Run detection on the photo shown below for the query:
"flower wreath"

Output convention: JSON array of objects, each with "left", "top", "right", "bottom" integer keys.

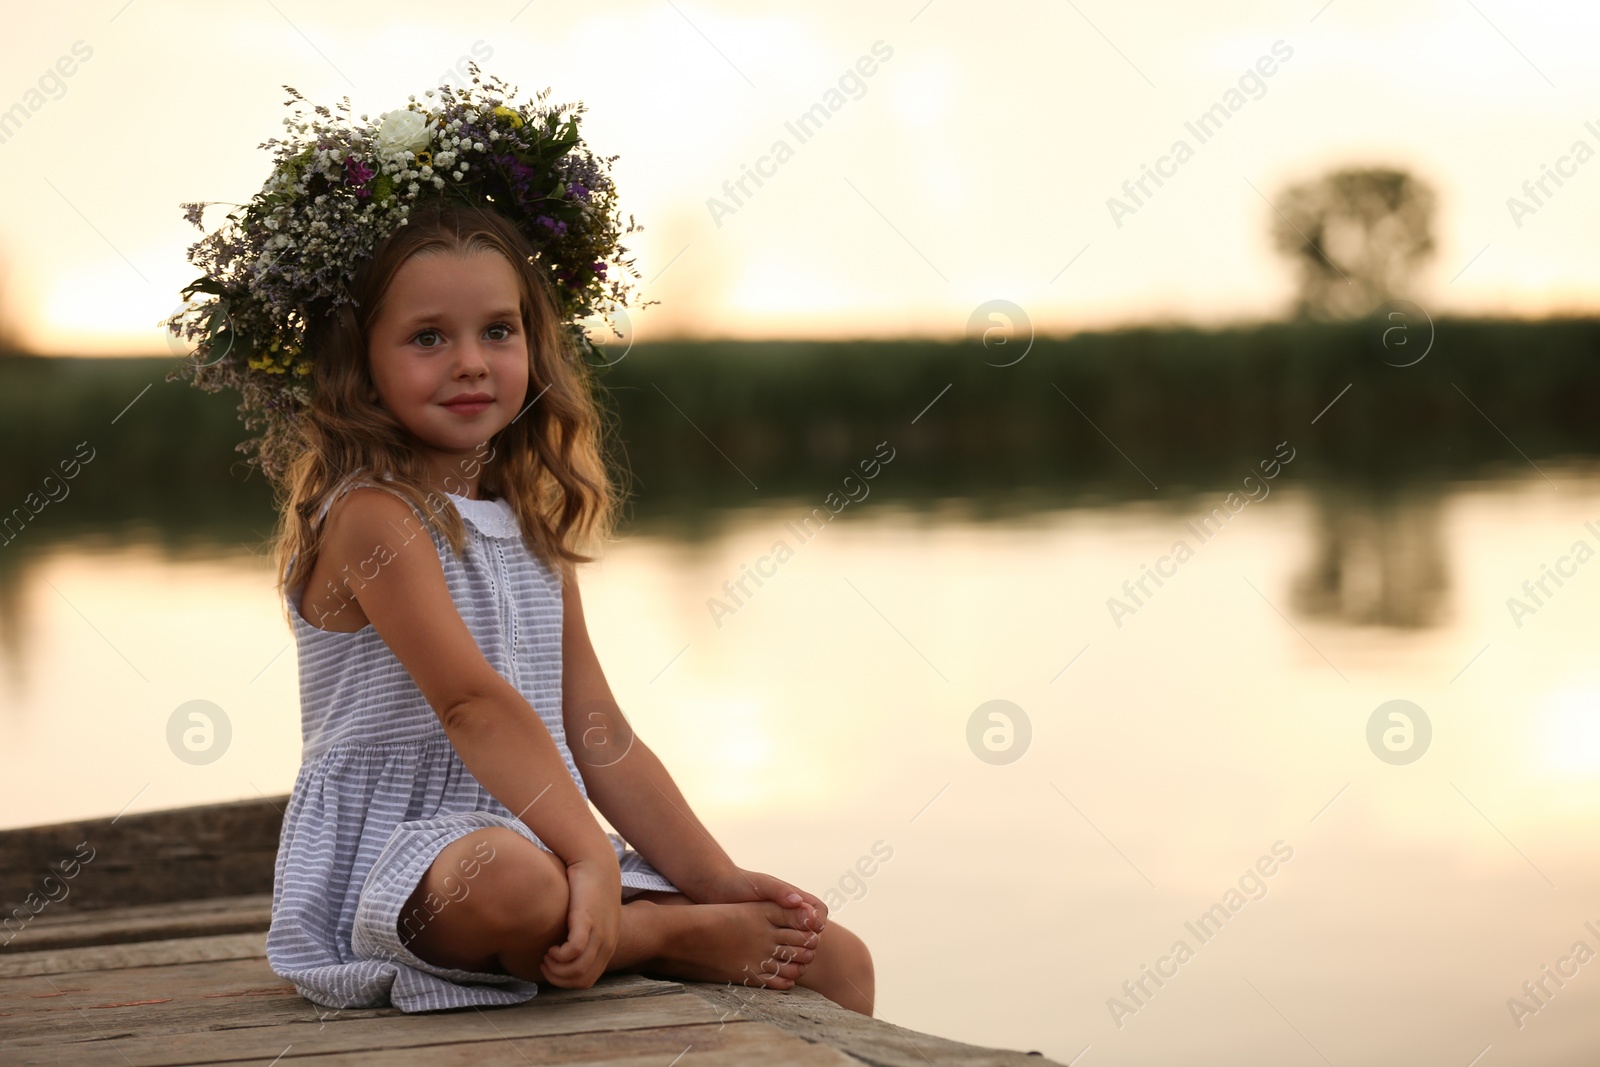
[{"left": 163, "top": 65, "right": 650, "bottom": 482}]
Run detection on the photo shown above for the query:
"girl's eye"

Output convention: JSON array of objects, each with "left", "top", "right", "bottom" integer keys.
[
  {"left": 486, "top": 322, "right": 514, "bottom": 341},
  {"left": 413, "top": 329, "right": 442, "bottom": 348}
]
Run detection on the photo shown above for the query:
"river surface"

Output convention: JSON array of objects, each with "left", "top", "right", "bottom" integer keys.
[{"left": 2, "top": 473, "right": 1597, "bottom": 1065}]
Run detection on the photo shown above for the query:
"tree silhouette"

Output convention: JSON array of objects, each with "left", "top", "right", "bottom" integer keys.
[{"left": 1269, "top": 166, "right": 1437, "bottom": 321}]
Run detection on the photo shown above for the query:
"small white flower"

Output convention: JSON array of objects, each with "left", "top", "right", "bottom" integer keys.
[
  {"left": 452, "top": 170, "right": 463, "bottom": 180},
  {"left": 376, "top": 110, "right": 431, "bottom": 156},
  {"left": 408, "top": 182, "right": 419, "bottom": 193}
]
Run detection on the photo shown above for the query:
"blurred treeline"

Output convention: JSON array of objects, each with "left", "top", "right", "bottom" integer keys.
[{"left": 1, "top": 318, "right": 1598, "bottom": 554}]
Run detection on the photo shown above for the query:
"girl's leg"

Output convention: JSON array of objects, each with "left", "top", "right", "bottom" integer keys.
[
  {"left": 398, "top": 832, "right": 872, "bottom": 1014},
  {"left": 398, "top": 828, "right": 669, "bottom": 978}
]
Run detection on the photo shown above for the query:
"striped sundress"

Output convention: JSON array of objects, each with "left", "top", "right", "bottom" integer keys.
[{"left": 265, "top": 472, "right": 677, "bottom": 1013}]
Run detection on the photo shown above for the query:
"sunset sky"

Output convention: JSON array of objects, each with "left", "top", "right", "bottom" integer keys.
[{"left": 1, "top": 0, "right": 1597, "bottom": 355}]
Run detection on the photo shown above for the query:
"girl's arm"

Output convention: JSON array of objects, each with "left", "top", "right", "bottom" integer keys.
[
  {"left": 328, "top": 488, "right": 618, "bottom": 872},
  {"left": 558, "top": 566, "right": 829, "bottom": 927}
]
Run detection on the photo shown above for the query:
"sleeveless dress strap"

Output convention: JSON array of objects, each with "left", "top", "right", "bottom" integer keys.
[
  {"left": 311, "top": 470, "right": 414, "bottom": 531},
  {"left": 288, "top": 471, "right": 418, "bottom": 581}
]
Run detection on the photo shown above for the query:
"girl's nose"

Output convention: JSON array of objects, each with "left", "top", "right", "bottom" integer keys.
[{"left": 454, "top": 341, "right": 491, "bottom": 376}]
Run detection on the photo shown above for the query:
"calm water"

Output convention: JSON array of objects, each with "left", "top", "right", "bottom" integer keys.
[{"left": 3, "top": 473, "right": 1598, "bottom": 1065}]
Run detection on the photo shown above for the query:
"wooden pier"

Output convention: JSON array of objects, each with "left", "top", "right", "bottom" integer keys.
[{"left": 0, "top": 797, "right": 1062, "bottom": 1065}]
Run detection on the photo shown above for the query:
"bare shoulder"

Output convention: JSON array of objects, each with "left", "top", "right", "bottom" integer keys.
[
  {"left": 315, "top": 484, "right": 510, "bottom": 719},
  {"left": 321, "top": 485, "right": 431, "bottom": 564},
  {"left": 298, "top": 487, "right": 420, "bottom": 632}
]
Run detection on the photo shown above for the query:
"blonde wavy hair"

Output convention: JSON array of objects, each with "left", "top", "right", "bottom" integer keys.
[{"left": 271, "top": 198, "right": 627, "bottom": 616}]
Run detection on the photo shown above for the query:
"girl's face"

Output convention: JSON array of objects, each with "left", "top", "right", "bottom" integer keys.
[{"left": 367, "top": 248, "right": 531, "bottom": 494}]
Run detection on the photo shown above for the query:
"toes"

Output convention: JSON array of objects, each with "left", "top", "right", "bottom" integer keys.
[
  {"left": 775, "top": 942, "right": 816, "bottom": 964},
  {"left": 775, "top": 926, "right": 819, "bottom": 949},
  {"left": 764, "top": 959, "right": 807, "bottom": 981},
  {"left": 765, "top": 901, "right": 823, "bottom": 934},
  {"left": 741, "top": 964, "right": 797, "bottom": 989},
  {"left": 768, "top": 908, "right": 825, "bottom": 940},
  {"left": 768, "top": 946, "right": 813, "bottom": 977}
]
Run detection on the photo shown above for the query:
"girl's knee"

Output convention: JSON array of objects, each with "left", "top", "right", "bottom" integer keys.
[
  {"left": 814, "top": 921, "right": 875, "bottom": 1013},
  {"left": 400, "top": 827, "right": 566, "bottom": 951},
  {"left": 458, "top": 828, "right": 568, "bottom": 935},
  {"left": 828, "top": 922, "right": 873, "bottom": 978}
]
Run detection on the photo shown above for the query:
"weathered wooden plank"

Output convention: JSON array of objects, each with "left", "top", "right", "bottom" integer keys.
[
  {"left": 4, "top": 978, "right": 729, "bottom": 1066},
  {"left": 1, "top": 954, "right": 685, "bottom": 1040},
  {"left": 0, "top": 796, "right": 287, "bottom": 914},
  {"left": 0, "top": 931, "right": 268, "bottom": 979},
  {"left": 1, "top": 796, "right": 1059, "bottom": 1067},
  {"left": 231, "top": 1020, "right": 864, "bottom": 1066},
  {"left": 1, "top": 894, "right": 271, "bottom": 952},
  {"left": 683, "top": 983, "right": 1065, "bottom": 1067}
]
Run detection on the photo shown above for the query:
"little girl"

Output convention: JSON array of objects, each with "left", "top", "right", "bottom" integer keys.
[{"left": 166, "top": 79, "right": 875, "bottom": 1016}]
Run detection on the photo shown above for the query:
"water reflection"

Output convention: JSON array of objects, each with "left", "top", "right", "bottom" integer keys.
[
  {"left": 3, "top": 475, "right": 1599, "bottom": 1066},
  {"left": 1291, "top": 484, "right": 1451, "bottom": 628}
]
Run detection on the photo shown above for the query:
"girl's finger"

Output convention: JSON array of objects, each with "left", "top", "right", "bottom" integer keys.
[
  {"left": 795, "top": 889, "right": 829, "bottom": 925},
  {"left": 772, "top": 883, "right": 827, "bottom": 928},
  {"left": 548, "top": 915, "right": 590, "bottom": 961},
  {"left": 570, "top": 913, "right": 591, "bottom": 949},
  {"left": 543, "top": 937, "right": 601, "bottom": 983},
  {"left": 545, "top": 952, "right": 596, "bottom": 989},
  {"left": 547, "top": 936, "right": 597, "bottom": 978},
  {"left": 542, "top": 960, "right": 580, "bottom": 985}
]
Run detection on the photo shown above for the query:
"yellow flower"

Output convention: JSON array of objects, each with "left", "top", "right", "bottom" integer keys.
[
  {"left": 415, "top": 150, "right": 432, "bottom": 167},
  {"left": 493, "top": 105, "right": 524, "bottom": 129}
]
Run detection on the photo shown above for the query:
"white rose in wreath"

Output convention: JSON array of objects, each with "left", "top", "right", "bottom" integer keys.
[{"left": 376, "top": 110, "right": 431, "bottom": 156}]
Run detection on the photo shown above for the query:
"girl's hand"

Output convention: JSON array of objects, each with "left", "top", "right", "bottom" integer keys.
[
  {"left": 695, "top": 866, "right": 829, "bottom": 934},
  {"left": 540, "top": 858, "right": 621, "bottom": 989}
]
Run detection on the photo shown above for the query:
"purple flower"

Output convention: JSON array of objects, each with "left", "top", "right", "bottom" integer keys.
[
  {"left": 535, "top": 215, "right": 568, "bottom": 236},
  {"left": 494, "top": 152, "right": 536, "bottom": 194},
  {"left": 344, "top": 155, "right": 375, "bottom": 198}
]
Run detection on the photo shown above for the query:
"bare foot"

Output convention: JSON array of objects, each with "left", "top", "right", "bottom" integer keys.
[{"left": 648, "top": 899, "right": 821, "bottom": 990}]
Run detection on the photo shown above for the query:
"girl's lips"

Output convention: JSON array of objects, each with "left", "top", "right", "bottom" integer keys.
[{"left": 442, "top": 400, "right": 492, "bottom": 416}]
